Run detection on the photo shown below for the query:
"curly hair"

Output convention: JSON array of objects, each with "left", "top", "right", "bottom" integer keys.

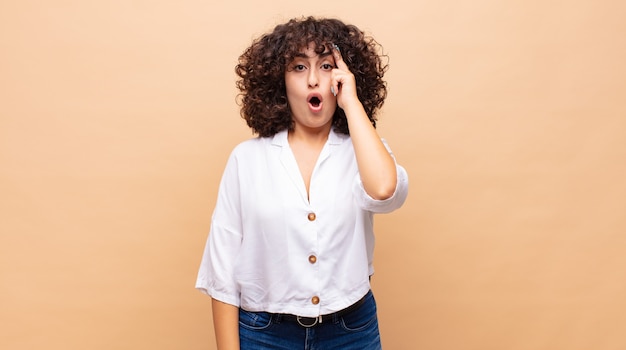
[{"left": 235, "top": 16, "right": 388, "bottom": 137}]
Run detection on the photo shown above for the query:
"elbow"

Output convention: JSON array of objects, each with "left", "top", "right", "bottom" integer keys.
[
  {"left": 363, "top": 167, "right": 399, "bottom": 200},
  {"left": 368, "top": 181, "right": 397, "bottom": 201}
]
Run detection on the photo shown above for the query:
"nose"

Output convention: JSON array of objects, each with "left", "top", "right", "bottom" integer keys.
[{"left": 307, "top": 69, "right": 319, "bottom": 88}]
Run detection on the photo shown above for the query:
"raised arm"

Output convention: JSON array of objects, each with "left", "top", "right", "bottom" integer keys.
[{"left": 331, "top": 44, "right": 397, "bottom": 200}]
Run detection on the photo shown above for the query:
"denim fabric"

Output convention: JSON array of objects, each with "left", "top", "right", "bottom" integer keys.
[{"left": 239, "top": 290, "right": 382, "bottom": 350}]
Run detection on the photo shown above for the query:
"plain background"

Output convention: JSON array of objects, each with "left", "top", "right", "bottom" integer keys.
[{"left": 1, "top": 0, "right": 625, "bottom": 349}]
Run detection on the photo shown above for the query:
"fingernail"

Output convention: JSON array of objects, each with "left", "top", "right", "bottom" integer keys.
[
  {"left": 331, "top": 86, "right": 336, "bottom": 96},
  {"left": 332, "top": 44, "right": 340, "bottom": 52}
]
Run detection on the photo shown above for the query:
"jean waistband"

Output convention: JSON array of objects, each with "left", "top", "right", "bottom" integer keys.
[{"left": 275, "top": 291, "right": 370, "bottom": 327}]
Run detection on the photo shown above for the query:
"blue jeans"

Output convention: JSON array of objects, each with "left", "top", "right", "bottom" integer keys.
[{"left": 239, "top": 290, "right": 382, "bottom": 350}]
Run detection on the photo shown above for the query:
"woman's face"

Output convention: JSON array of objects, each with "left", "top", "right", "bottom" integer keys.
[{"left": 285, "top": 43, "right": 337, "bottom": 134}]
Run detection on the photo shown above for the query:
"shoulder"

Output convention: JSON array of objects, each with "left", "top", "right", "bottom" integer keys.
[
  {"left": 228, "top": 134, "right": 281, "bottom": 161},
  {"left": 231, "top": 135, "right": 270, "bottom": 153},
  {"left": 233, "top": 130, "right": 287, "bottom": 153}
]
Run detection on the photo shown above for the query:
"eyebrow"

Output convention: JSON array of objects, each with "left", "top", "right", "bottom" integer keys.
[{"left": 293, "top": 51, "right": 333, "bottom": 59}]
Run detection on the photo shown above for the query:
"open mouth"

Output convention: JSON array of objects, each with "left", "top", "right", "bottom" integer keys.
[
  {"left": 307, "top": 93, "right": 323, "bottom": 112},
  {"left": 309, "top": 96, "right": 321, "bottom": 107}
]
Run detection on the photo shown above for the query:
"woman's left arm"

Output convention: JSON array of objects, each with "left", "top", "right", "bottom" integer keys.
[{"left": 331, "top": 46, "right": 397, "bottom": 200}]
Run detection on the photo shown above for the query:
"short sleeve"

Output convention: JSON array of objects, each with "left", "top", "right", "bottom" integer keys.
[
  {"left": 353, "top": 139, "right": 409, "bottom": 213},
  {"left": 195, "top": 151, "right": 243, "bottom": 306}
]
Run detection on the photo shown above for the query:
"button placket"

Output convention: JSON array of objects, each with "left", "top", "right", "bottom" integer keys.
[{"left": 305, "top": 208, "right": 320, "bottom": 312}]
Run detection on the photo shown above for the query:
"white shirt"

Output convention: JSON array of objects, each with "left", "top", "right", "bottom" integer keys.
[{"left": 196, "top": 129, "right": 409, "bottom": 317}]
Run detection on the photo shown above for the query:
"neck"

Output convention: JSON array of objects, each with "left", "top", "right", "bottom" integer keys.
[{"left": 288, "top": 125, "right": 331, "bottom": 146}]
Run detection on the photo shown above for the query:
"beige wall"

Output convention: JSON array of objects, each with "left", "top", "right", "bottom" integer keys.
[{"left": 1, "top": 0, "right": 625, "bottom": 349}]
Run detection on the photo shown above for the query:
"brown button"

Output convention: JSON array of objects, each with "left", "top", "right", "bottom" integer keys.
[
  {"left": 308, "top": 255, "right": 317, "bottom": 264},
  {"left": 311, "top": 296, "right": 320, "bottom": 305},
  {"left": 307, "top": 212, "right": 316, "bottom": 221}
]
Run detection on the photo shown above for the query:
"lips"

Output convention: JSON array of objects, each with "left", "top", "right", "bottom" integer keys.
[{"left": 307, "top": 93, "right": 323, "bottom": 113}]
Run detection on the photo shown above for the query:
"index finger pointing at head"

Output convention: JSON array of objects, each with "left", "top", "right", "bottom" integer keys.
[{"left": 331, "top": 43, "right": 349, "bottom": 71}]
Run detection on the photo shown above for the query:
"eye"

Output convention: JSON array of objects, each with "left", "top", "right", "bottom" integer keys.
[
  {"left": 321, "top": 63, "right": 334, "bottom": 70},
  {"left": 293, "top": 64, "right": 307, "bottom": 71}
]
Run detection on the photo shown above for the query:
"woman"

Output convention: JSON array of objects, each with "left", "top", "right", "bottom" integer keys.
[{"left": 196, "top": 16, "right": 409, "bottom": 349}]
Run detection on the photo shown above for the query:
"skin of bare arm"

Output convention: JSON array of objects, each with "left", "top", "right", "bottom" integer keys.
[
  {"left": 330, "top": 45, "right": 397, "bottom": 200},
  {"left": 211, "top": 298, "right": 240, "bottom": 350}
]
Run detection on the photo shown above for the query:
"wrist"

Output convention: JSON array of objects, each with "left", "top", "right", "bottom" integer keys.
[{"left": 340, "top": 99, "right": 365, "bottom": 116}]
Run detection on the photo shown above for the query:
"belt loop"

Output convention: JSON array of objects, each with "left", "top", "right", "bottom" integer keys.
[{"left": 274, "top": 313, "right": 282, "bottom": 324}]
